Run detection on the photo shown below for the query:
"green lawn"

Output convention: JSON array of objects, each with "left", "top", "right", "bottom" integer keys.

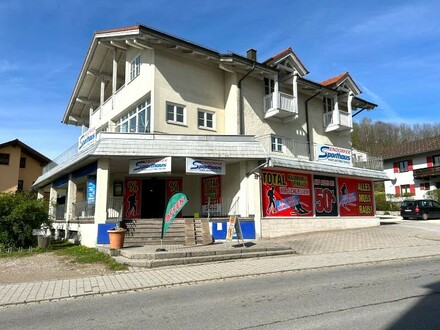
[{"left": 0, "top": 240, "right": 128, "bottom": 271}]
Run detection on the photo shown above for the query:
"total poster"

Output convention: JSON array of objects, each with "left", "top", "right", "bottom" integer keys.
[
  {"left": 337, "top": 177, "right": 374, "bottom": 216},
  {"left": 261, "top": 169, "right": 313, "bottom": 217}
]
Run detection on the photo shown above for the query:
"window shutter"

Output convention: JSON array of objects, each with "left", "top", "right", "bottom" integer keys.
[
  {"left": 408, "top": 160, "right": 413, "bottom": 171},
  {"left": 410, "top": 184, "right": 416, "bottom": 195},
  {"left": 395, "top": 186, "right": 400, "bottom": 195},
  {"left": 427, "top": 156, "right": 433, "bottom": 167},
  {"left": 393, "top": 162, "right": 399, "bottom": 173},
  {"left": 420, "top": 184, "right": 424, "bottom": 191}
]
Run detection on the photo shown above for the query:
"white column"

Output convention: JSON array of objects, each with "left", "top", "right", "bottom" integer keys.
[
  {"left": 65, "top": 175, "right": 77, "bottom": 221},
  {"left": 273, "top": 73, "right": 279, "bottom": 110},
  {"left": 49, "top": 184, "right": 58, "bottom": 220},
  {"left": 95, "top": 158, "right": 110, "bottom": 224},
  {"left": 37, "top": 188, "right": 44, "bottom": 200},
  {"left": 238, "top": 162, "right": 248, "bottom": 217},
  {"left": 100, "top": 78, "right": 105, "bottom": 119},
  {"left": 347, "top": 91, "right": 354, "bottom": 128},
  {"left": 112, "top": 48, "right": 117, "bottom": 109},
  {"left": 333, "top": 95, "right": 339, "bottom": 125},
  {"left": 292, "top": 71, "right": 299, "bottom": 114}
]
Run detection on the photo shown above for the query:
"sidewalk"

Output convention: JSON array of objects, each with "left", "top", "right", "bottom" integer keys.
[{"left": 1, "top": 219, "right": 440, "bottom": 307}]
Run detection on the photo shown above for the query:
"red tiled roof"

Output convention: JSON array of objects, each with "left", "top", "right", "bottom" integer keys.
[
  {"left": 320, "top": 72, "right": 349, "bottom": 87},
  {"left": 263, "top": 47, "right": 293, "bottom": 64},
  {"left": 381, "top": 135, "right": 440, "bottom": 160}
]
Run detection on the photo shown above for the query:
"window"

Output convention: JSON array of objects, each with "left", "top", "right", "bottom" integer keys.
[
  {"left": 115, "top": 99, "right": 151, "bottom": 133},
  {"left": 17, "top": 180, "right": 23, "bottom": 192},
  {"left": 271, "top": 136, "right": 283, "bottom": 152},
  {"left": 198, "top": 110, "right": 215, "bottom": 130},
  {"left": 166, "top": 102, "right": 186, "bottom": 125},
  {"left": 323, "top": 97, "right": 333, "bottom": 113},
  {"left": 20, "top": 157, "right": 26, "bottom": 168},
  {"left": 421, "top": 182, "right": 430, "bottom": 191},
  {"left": 399, "top": 160, "right": 409, "bottom": 172},
  {"left": 433, "top": 155, "right": 440, "bottom": 165},
  {"left": 130, "top": 55, "right": 141, "bottom": 81},
  {"left": 400, "top": 184, "right": 410, "bottom": 195},
  {"left": 0, "top": 153, "right": 10, "bottom": 165},
  {"left": 264, "top": 78, "right": 275, "bottom": 95}
]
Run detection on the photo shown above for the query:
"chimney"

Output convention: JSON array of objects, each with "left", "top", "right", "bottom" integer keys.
[{"left": 247, "top": 48, "right": 257, "bottom": 61}]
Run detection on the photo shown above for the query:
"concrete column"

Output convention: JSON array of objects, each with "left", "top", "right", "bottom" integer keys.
[
  {"left": 100, "top": 78, "right": 105, "bottom": 119},
  {"left": 49, "top": 184, "right": 58, "bottom": 220},
  {"left": 65, "top": 175, "right": 77, "bottom": 222},
  {"left": 37, "top": 188, "right": 44, "bottom": 200},
  {"left": 95, "top": 158, "right": 110, "bottom": 224},
  {"left": 239, "top": 162, "right": 248, "bottom": 217}
]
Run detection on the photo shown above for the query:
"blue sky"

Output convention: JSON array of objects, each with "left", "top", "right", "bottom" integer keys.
[{"left": 0, "top": 0, "right": 439, "bottom": 160}]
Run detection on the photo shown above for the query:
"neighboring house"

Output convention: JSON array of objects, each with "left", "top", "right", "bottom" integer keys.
[
  {"left": 33, "top": 25, "right": 388, "bottom": 247},
  {"left": 0, "top": 139, "right": 50, "bottom": 193},
  {"left": 383, "top": 135, "right": 440, "bottom": 200}
]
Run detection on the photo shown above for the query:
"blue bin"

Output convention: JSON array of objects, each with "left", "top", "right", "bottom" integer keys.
[{"left": 97, "top": 224, "right": 116, "bottom": 244}]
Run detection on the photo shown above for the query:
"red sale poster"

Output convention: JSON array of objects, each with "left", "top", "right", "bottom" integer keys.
[
  {"left": 201, "top": 176, "right": 222, "bottom": 215},
  {"left": 261, "top": 169, "right": 313, "bottom": 217},
  {"left": 337, "top": 178, "right": 374, "bottom": 216},
  {"left": 124, "top": 178, "right": 141, "bottom": 218},
  {"left": 166, "top": 178, "right": 183, "bottom": 217}
]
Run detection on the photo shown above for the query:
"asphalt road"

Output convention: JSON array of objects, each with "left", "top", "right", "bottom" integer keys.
[{"left": 1, "top": 255, "right": 439, "bottom": 330}]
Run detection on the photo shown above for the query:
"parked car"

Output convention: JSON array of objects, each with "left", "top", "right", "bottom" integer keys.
[{"left": 400, "top": 199, "right": 440, "bottom": 220}]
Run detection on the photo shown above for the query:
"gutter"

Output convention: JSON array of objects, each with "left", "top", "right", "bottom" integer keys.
[
  {"left": 238, "top": 63, "right": 256, "bottom": 135},
  {"left": 305, "top": 90, "right": 322, "bottom": 160}
]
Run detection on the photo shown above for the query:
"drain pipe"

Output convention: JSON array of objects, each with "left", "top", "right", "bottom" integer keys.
[
  {"left": 305, "top": 90, "right": 322, "bottom": 160},
  {"left": 238, "top": 63, "right": 256, "bottom": 135}
]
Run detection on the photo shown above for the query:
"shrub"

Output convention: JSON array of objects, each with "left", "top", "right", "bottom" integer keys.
[
  {"left": 0, "top": 191, "right": 50, "bottom": 249},
  {"left": 375, "top": 192, "right": 400, "bottom": 211},
  {"left": 426, "top": 189, "right": 440, "bottom": 202}
]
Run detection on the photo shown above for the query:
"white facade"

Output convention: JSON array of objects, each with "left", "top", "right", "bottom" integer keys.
[{"left": 34, "top": 25, "right": 388, "bottom": 247}]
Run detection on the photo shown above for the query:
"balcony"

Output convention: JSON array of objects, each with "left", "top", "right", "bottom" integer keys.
[
  {"left": 255, "top": 135, "right": 383, "bottom": 171},
  {"left": 264, "top": 92, "right": 298, "bottom": 122},
  {"left": 413, "top": 165, "right": 440, "bottom": 179},
  {"left": 323, "top": 110, "right": 352, "bottom": 132}
]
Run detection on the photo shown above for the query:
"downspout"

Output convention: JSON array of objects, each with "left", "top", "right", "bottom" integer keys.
[
  {"left": 238, "top": 63, "right": 256, "bottom": 135},
  {"left": 305, "top": 90, "right": 322, "bottom": 160}
]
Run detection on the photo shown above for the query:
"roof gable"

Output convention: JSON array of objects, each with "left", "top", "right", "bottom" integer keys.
[
  {"left": 0, "top": 139, "right": 51, "bottom": 164},
  {"left": 263, "top": 47, "right": 308, "bottom": 76},
  {"left": 320, "top": 72, "right": 361, "bottom": 95}
]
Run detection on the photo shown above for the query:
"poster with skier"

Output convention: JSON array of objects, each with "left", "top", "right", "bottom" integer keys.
[{"left": 261, "top": 169, "right": 313, "bottom": 217}]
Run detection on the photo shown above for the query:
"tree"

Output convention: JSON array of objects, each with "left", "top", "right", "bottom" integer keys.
[{"left": 0, "top": 192, "right": 50, "bottom": 249}]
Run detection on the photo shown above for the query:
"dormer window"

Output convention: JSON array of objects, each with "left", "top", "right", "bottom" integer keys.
[
  {"left": 130, "top": 55, "right": 141, "bottom": 81},
  {"left": 323, "top": 97, "right": 333, "bottom": 113},
  {"left": 264, "top": 78, "right": 275, "bottom": 95}
]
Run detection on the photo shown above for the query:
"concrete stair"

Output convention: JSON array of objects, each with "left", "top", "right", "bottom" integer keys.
[{"left": 113, "top": 244, "right": 296, "bottom": 268}]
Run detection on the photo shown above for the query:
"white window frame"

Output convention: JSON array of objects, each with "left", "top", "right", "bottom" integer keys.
[
  {"left": 271, "top": 136, "right": 283, "bottom": 152},
  {"left": 166, "top": 102, "right": 186, "bottom": 125},
  {"left": 433, "top": 155, "right": 440, "bottom": 165},
  {"left": 115, "top": 98, "right": 151, "bottom": 133},
  {"left": 323, "top": 97, "right": 333, "bottom": 113},
  {"left": 400, "top": 184, "right": 410, "bottom": 195},
  {"left": 197, "top": 109, "right": 215, "bottom": 130},
  {"left": 130, "top": 55, "right": 141, "bottom": 81}
]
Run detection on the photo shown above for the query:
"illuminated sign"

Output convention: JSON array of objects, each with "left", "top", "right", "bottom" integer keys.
[
  {"left": 129, "top": 157, "right": 171, "bottom": 174},
  {"left": 186, "top": 158, "right": 225, "bottom": 175}
]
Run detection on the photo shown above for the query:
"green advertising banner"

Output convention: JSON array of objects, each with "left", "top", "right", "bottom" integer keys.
[{"left": 161, "top": 192, "right": 189, "bottom": 239}]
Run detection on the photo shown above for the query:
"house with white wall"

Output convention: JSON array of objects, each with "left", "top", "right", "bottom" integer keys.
[
  {"left": 383, "top": 135, "right": 440, "bottom": 200},
  {"left": 33, "top": 24, "right": 388, "bottom": 247}
]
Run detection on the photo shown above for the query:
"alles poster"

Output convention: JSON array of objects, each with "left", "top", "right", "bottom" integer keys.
[
  {"left": 337, "top": 177, "right": 374, "bottom": 216},
  {"left": 261, "top": 169, "right": 313, "bottom": 217}
]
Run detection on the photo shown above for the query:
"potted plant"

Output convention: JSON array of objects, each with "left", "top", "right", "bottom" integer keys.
[{"left": 107, "top": 223, "right": 126, "bottom": 249}]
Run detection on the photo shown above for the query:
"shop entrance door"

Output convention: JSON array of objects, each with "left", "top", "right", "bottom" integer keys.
[{"left": 141, "top": 179, "right": 166, "bottom": 218}]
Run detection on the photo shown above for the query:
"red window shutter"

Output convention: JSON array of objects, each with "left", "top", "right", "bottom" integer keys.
[
  {"left": 410, "top": 184, "right": 416, "bottom": 195},
  {"left": 395, "top": 186, "right": 400, "bottom": 195},
  {"left": 393, "top": 162, "right": 399, "bottom": 173},
  {"left": 408, "top": 160, "right": 413, "bottom": 171},
  {"left": 427, "top": 156, "right": 433, "bottom": 167}
]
